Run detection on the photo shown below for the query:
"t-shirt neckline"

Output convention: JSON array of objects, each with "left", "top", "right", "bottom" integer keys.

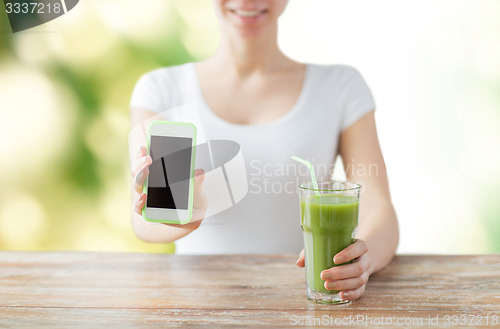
[{"left": 189, "top": 62, "right": 312, "bottom": 130}]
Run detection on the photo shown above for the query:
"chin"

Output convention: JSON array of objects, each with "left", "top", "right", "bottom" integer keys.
[
  {"left": 226, "top": 13, "right": 274, "bottom": 39},
  {"left": 232, "top": 26, "right": 268, "bottom": 39}
]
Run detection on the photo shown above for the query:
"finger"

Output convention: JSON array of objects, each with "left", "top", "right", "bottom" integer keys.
[
  {"left": 324, "top": 271, "right": 369, "bottom": 291},
  {"left": 136, "top": 146, "right": 147, "bottom": 159},
  {"left": 134, "top": 193, "right": 147, "bottom": 215},
  {"left": 321, "top": 254, "right": 370, "bottom": 281},
  {"left": 340, "top": 284, "right": 366, "bottom": 301},
  {"left": 191, "top": 168, "right": 208, "bottom": 222},
  {"left": 134, "top": 167, "right": 150, "bottom": 193},
  {"left": 130, "top": 146, "right": 148, "bottom": 176},
  {"left": 333, "top": 239, "right": 368, "bottom": 264},
  {"left": 131, "top": 155, "right": 152, "bottom": 178},
  {"left": 296, "top": 249, "right": 305, "bottom": 267},
  {"left": 194, "top": 169, "right": 205, "bottom": 185}
]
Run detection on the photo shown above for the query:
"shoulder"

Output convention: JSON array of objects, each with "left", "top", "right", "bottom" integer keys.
[
  {"left": 306, "top": 64, "right": 372, "bottom": 97},
  {"left": 130, "top": 63, "right": 195, "bottom": 112},
  {"left": 135, "top": 63, "right": 194, "bottom": 89}
]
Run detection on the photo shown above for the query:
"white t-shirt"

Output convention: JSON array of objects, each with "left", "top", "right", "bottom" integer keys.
[{"left": 130, "top": 63, "right": 375, "bottom": 254}]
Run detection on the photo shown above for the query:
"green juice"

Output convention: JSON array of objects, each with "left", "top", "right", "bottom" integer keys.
[{"left": 301, "top": 194, "right": 359, "bottom": 295}]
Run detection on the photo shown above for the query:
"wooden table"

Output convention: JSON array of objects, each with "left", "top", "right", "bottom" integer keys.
[{"left": 0, "top": 253, "right": 499, "bottom": 328}]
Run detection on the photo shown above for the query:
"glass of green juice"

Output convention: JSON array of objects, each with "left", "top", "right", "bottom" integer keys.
[{"left": 299, "top": 181, "right": 361, "bottom": 304}]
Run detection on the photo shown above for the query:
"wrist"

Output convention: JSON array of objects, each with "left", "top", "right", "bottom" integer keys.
[{"left": 166, "top": 219, "right": 202, "bottom": 231}]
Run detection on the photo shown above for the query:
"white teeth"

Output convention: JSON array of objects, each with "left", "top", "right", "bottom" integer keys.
[{"left": 234, "top": 9, "right": 263, "bottom": 18}]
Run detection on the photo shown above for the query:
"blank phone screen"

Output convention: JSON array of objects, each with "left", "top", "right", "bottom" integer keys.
[{"left": 147, "top": 136, "right": 192, "bottom": 210}]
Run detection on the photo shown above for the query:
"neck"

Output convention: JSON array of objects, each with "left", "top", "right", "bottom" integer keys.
[{"left": 209, "top": 23, "right": 289, "bottom": 76}]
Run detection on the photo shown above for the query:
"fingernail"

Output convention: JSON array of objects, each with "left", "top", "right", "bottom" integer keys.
[
  {"left": 141, "top": 157, "right": 148, "bottom": 164},
  {"left": 136, "top": 170, "right": 144, "bottom": 182},
  {"left": 324, "top": 281, "right": 337, "bottom": 290},
  {"left": 343, "top": 292, "right": 349, "bottom": 298},
  {"left": 334, "top": 257, "right": 343, "bottom": 264}
]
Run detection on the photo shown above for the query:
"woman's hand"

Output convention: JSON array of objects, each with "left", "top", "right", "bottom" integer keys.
[
  {"left": 131, "top": 146, "right": 152, "bottom": 215},
  {"left": 296, "top": 239, "right": 372, "bottom": 301},
  {"left": 131, "top": 146, "right": 208, "bottom": 223}
]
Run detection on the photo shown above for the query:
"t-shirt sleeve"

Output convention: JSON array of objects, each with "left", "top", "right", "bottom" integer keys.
[
  {"left": 340, "top": 67, "right": 376, "bottom": 131},
  {"left": 130, "top": 71, "right": 165, "bottom": 113}
]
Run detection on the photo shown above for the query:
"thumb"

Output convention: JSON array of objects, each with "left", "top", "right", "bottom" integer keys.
[
  {"left": 296, "top": 249, "right": 305, "bottom": 267},
  {"left": 194, "top": 169, "right": 205, "bottom": 185}
]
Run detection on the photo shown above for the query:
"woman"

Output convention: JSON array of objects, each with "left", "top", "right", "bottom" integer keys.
[{"left": 130, "top": 0, "right": 398, "bottom": 301}]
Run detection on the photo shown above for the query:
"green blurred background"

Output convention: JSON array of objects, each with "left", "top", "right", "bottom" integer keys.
[
  {"left": 0, "top": 0, "right": 219, "bottom": 252},
  {"left": 0, "top": 0, "right": 499, "bottom": 253}
]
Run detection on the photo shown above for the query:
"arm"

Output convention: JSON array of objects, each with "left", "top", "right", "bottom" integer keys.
[
  {"left": 130, "top": 108, "right": 206, "bottom": 244},
  {"left": 297, "top": 110, "right": 398, "bottom": 300},
  {"left": 338, "top": 110, "right": 399, "bottom": 274}
]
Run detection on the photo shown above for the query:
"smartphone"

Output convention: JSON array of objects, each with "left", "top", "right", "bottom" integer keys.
[{"left": 142, "top": 121, "right": 197, "bottom": 224}]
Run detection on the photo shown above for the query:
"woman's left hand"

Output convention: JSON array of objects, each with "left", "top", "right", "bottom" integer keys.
[{"left": 296, "top": 239, "right": 372, "bottom": 301}]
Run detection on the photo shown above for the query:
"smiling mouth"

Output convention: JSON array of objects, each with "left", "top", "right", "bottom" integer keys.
[{"left": 230, "top": 9, "right": 267, "bottom": 18}]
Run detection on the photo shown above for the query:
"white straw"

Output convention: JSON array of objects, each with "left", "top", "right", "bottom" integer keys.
[{"left": 291, "top": 155, "right": 319, "bottom": 193}]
